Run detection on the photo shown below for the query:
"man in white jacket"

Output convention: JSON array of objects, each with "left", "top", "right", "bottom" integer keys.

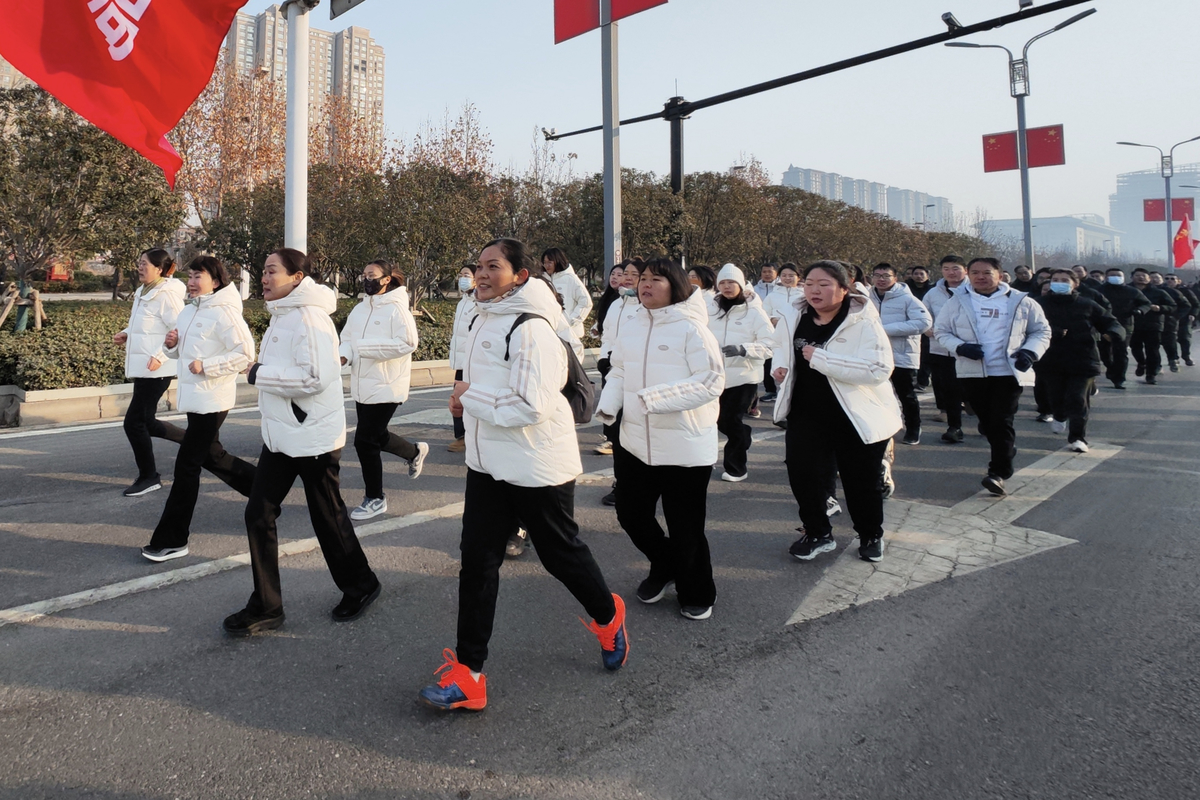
[
  {"left": 420, "top": 238, "right": 627, "bottom": 713},
  {"left": 923, "top": 255, "right": 969, "bottom": 443},
  {"left": 541, "top": 247, "right": 593, "bottom": 341},
  {"left": 869, "top": 264, "right": 932, "bottom": 445}
]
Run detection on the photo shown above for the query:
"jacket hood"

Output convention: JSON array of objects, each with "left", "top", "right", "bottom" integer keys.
[
  {"left": 364, "top": 285, "right": 409, "bottom": 308},
  {"left": 934, "top": 278, "right": 965, "bottom": 293},
  {"left": 195, "top": 281, "right": 245, "bottom": 313},
  {"left": 477, "top": 275, "right": 562, "bottom": 319},
  {"left": 642, "top": 284, "right": 712, "bottom": 327},
  {"left": 267, "top": 276, "right": 338, "bottom": 316},
  {"left": 878, "top": 282, "right": 915, "bottom": 300}
]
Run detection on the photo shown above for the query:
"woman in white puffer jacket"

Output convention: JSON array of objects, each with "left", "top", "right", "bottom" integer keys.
[
  {"left": 141, "top": 257, "right": 256, "bottom": 563},
  {"left": 338, "top": 260, "right": 428, "bottom": 521},
  {"left": 447, "top": 264, "right": 477, "bottom": 452},
  {"left": 115, "top": 248, "right": 187, "bottom": 497},
  {"left": 223, "top": 249, "right": 380, "bottom": 638},
  {"left": 542, "top": 247, "right": 593, "bottom": 340},
  {"left": 597, "top": 258, "right": 725, "bottom": 621},
  {"left": 708, "top": 264, "right": 775, "bottom": 482}
]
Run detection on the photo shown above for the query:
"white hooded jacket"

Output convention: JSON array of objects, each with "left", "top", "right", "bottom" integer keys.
[
  {"left": 122, "top": 278, "right": 186, "bottom": 379},
  {"left": 449, "top": 291, "right": 475, "bottom": 371},
  {"left": 708, "top": 291, "right": 775, "bottom": 388},
  {"left": 165, "top": 283, "right": 255, "bottom": 414},
  {"left": 868, "top": 281, "right": 933, "bottom": 370},
  {"left": 549, "top": 267, "right": 593, "bottom": 340},
  {"left": 599, "top": 295, "right": 639, "bottom": 361},
  {"left": 597, "top": 287, "right": 726, "bottom": 468},
  {"left": 771, "top": 289, "right": 902, "bottom": 445},
  {"left": 933, "top": 285, "right": 1051, "bottom": 387},
  {"left": 765, "top": 285, "right": 804, "bottom": 328},
  {"left": 250, "top": 277, "right": 347, "bottom": 457},
  {"left": 339, "top": 286, "right": 419, "bottom": 405},
  {"left": 459, "top": 278, "right": 582, "bottom": 488},
  {"left": 922, "top": 278, "right": 966, "bottom": 357}
]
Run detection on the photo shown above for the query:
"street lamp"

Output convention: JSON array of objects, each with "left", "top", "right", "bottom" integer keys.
[
  {"left": 1117, "top": 135, "right": 1200, "bottom": 269},
  {"left": 947, "top": 7, "right": 1097, "bottom": 270},
  {"left": 923, "top": 202, "right": 936, "bottom": 231}
]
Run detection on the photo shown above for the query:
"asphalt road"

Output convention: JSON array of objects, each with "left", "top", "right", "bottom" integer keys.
[{"left": 1, "top": 370, "right": 1197, "bottom": 799}]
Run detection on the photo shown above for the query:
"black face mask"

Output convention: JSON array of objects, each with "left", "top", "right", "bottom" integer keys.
[{"left": 363, "top": 278, "right": 383, "bottom": 295}]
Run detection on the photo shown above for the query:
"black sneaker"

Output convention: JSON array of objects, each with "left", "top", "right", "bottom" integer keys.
[
  {"left": 858, "top": 537, "right": 884, "bottom": 562},
  {"left": 981, "top": 474, "right": 1007, "bottom": 496},
  {"left": 141, "top": 545, "right": 188, "bottom": 562},
  {"left": 1035, "top": 414, "right": 1053, "bottom": 423},
  {"left": 1170, "top": 361, "right": 1180, "bottom": 373},
  {"left": 223, "top": 607, "right": 285, "bottom": 636},
  {"left": 902, "top": 430, "right": 921, "bottom": 445},
  {"left": 331, "top": 579, "right": 381, "bottom": 622},
  {"left": 1111, "top": 381, "right": 1126, "bottom": 390},
  {"left": 941, "top": 427, "right": 964, "bottom": 444},
  {"left": 636, "top": 577, "right": 674, "bottom": 604},
  {"left": 504, "top": 528, "right": 528, "bottom": 558},
  {"left": 1186, "top": 359, "right": 1195, "bottom": 367},
  {"left": 1146, "top": 375, "right": 1158, "bottom": 385},
  {"left": 601, "top": 484, "right": 617, "bottom": 507},
  {"left": 123, "top": 476, "right": 162, "bottom": 497},
  {"left": 1135, "top": 364, "right": 1145, "bottom": 377},
  {"left": 680, "top": 605, "right": 712, "bottom": 620},
  {"left": 789, "top": 531, "right": 836, "bottom": 561}
]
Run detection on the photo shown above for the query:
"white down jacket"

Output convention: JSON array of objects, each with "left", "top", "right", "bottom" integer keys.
[
  {"left": 250, "top": 278, "right": 347, "bottom": 457},
  {"left": 459, "top": 278, "right": 582, "bottom": 488},
  {"left": 933, "top": 286, "right": 1051, "bottom": 388},
  {"left": 708, "top": 292, "right": 775, "bottom": 388},
  {"left": 339, "top": 286, "right": 418, "bottom": 405},
  {"left": 449, "top": 292, "right": 475, "bottom": 371},
  {"left": 771, "top": 290, "right": 902, "bottom": 445},
  {"left": 549, "top": 267, "right": 593, "bottom": 340},
  {"left": 164, "top": 283, "right": 254, "bottom": 414},
  {"left": 597, "top": 287, "right": 726, "bottom": 468},
  {"left": 868, "top": 282, "right": 933, "bottom": 370},
  {"left": 765, "top": 285, "right": 804, "bottom": 328},
  {"left": 122, "top": 278, "right": 186, "bottom": 379},
  {"left": 922, "top": 279, "right": 965, "bottom": 357},
  {"left": 599, "top": 295, "right": 639, "bottom": 360}
]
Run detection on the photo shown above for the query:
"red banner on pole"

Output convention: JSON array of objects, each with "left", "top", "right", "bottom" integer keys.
[
  {"left": 1144, "top": 198, "right": 1196, "bottom": 223},
  {"left": 983, "top": 131, "right": 1019, "bottom": 173},
  {"left": 612, "top": 0, "right": 668, "bottom": 21},
  {"left": 1026, "top": 124, "right": 1065, "bottom": 168},
  {"left": 554, "top": 0, "right": 667, "bottom": 42},
  {"left": 1174, "top": 215, "right": 1198, "bottom": 268}
]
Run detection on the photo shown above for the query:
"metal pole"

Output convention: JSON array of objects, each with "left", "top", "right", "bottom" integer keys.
[
  {"left": 667, "top": 96, "right": 686, "bottom": 194},
  {"left": 284, "top": 1, "right": 311, "bottom": 252},
  {"left": 600, "top": 0, "right": 622, "bottom": 277},
  {"left": 1164, "top": 166, "right": 1173, "bottom": 270},
  {"left": 1015, "top": 93, "right": 1034, "bottom": 270}
]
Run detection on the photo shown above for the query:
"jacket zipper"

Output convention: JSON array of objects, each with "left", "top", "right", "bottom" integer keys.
[
  {"left": 641, "top": 311, "right": 655, "bottom": 466},
  {"left": 356, "top": 297, "right": 377, "bottom": 398},
  {"left": 465, "top": 313, "right": 482, "bottom": 467}
]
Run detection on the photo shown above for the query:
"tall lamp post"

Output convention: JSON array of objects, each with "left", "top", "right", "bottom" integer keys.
[
  {"left": 947, "top": 8, "right": 1096, "bottom": 271},
  {"left": 1117, "top": 136, "right": 1200, "bottom": 269},
  {"left": 923, "top": 202, "right": 936, "bottom": 231}
]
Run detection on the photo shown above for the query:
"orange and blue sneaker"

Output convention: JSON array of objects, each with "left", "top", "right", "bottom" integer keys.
[
  {"left": 582, "top": 593, "right": 629, "bottom": 671},
  {"left": 418, "top": 649, "right": 487, "bottom": 711}
]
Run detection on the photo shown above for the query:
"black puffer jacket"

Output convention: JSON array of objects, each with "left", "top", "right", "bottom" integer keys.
[
  {"left": 1176, "top": 286, "right": 1200, "bottom": 321},
  {"left": 1133, "top": 284, "right": 1177, "bottom": 333},
  {"left": 1034, "top": 293, "right": 1125, "bottom": 377},
  {"left": 1098, "top": 282, "right": 1152, "bottom": 331}
]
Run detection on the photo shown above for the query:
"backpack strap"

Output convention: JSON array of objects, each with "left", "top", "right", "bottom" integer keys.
[{"left": 504, "top": 312, "right": 550, "bottom": 361}]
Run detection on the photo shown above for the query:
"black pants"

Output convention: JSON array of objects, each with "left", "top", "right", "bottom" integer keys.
[
  {"left": 1162, "top": 319, "right": 1180, "bottom": 363},
  {"left": 1100, "top": 335, "right": 1129, "bottom": 385},
  {"left": 1041, "top": 372, "right": 1092, "bottom": 443},
  {"left": 244, "top": 446, "right": 377, "bottom": 616},
  {"left": 960, "top": 376, "right": 1022, "bottom": 479},
  {"left": 353, "top": 401, "right": 419, "bottom": 500},
  {"left": 457, "top": 469, "right": 615, "bottom": 672},
  {"left": 927, "top": 354, "right": 963, "bottom": 429},
  {"left": 917, "top": 335, "right": 931, "bottom": 388},
  {"left": 615, "top": 455, "right": 716, "bottom": 608},
  {"left": 1033, "top": 371, "right": 1051, "bottom": 415},
  {"left": 1179, "top": 322, "right": 1193, "bottom": 361},
  {"left": 148, "top": 411, "right": 255, "bottom": 549},
  {"left": 1130, "top": 330, "right": 1162, "bottom": 377},
  {"left": 124, "top": 377, "right": 183, "bottom": 481},
  {"left": 785, "top": 411, "right": 887, "bottom": 540},
  {"left": 889, "top": 367, "right": 921, "bottom": 435},
  {"left": 452, "top": 369, "right": 466, "bottom": 440},
  {"left": 763, "top": 358, "right": 776, "bottom": 394},
  {"left": 717, "top": 383, "right": 757, "bottom": 477}
]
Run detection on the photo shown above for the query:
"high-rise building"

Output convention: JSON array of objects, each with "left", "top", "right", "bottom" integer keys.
[
  {"left": 983, "top": 215, "right": 1122, "bottom": 259},
  {"left": 1109, "top": 164, "right": 1200, "bottom": 260},
  {"left": 0, "top": 54, "right": 34, "bottom": 90},
  {"left": 781, "top": 164, "right": 952, "bottom": 229}
]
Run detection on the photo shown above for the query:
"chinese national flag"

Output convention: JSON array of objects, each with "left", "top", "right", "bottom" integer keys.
[
  {"left": 612, "top": 0, "right": 669, "bottom": 21},
  {"left": 0, "top": 0, "right": 247, "bottom": 188},
  {"left": 1174, "top": 215, "right": 1199, "bottom": 268},
  {"left": 554, "top": 0, "right": 667, "bottom": 42},
  {"left": 1026, "top": 124, "right": 1066, "bottom": 168},
  {"left": 983, "top": 131, "right": 1019, "bottom": 173}
]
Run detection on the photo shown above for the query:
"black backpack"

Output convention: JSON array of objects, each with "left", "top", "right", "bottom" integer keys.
[{"left": 503, "top": 312, "right": 595, "bottom": 424}]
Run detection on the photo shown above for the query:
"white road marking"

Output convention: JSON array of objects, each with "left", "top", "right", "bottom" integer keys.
[
  {"left": 0, "top": 501, "right": 464, "bottom": 628},
  {"left": 786, "top": 443, "right": 1122, "bottom": 627}
]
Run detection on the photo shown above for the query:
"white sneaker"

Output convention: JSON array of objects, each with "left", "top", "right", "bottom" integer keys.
[
  {"left": 595, "top": 439, "right": 613, "bottom": 456},
  {"left": 720, "top": 471, "right": 748, "bottom": 482},
  {"left": 350, "top": 497, "right": 387, "bottom": 521},
  {"left": 825, "top": 497, "right": 842, "bottom": 517},
  {"left": 1050, "top": 420, "right": 1067, "bottom": 435},
  {"left": 1067, "top": 440, "right": 1090, "bottom": 453},
  {"left": 408, "top": 442, "right": 430, "bottom": 479}
]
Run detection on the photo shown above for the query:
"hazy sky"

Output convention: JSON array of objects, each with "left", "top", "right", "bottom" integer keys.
[{"left": 240, "top": 0, "right": 1199, "bottom": 227}]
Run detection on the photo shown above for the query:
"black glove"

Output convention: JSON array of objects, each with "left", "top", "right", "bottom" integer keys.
[
  {"left": 956, "top": 343, "right": 985, "bottom": 361},
  {"left": 597, "top": 357, "right": 611, "bottom": 375},
  {"left": 1013, "top": 349, "right": 1038, "bottom": 372},
  {"left": 722, "top": 344, "right": 747, "bottom": 358}
]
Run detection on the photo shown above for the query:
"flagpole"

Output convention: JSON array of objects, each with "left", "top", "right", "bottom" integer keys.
[
  {"left": 283, "top": 0, "right": 316, "bottom": 254},
  {"left": 600, "top": 0, "right": 622, "bottom": 281}
]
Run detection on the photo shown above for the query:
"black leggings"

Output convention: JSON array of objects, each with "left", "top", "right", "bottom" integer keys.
[
  {"left": 785, "top": 411, "right": 887, "bottom": 540},
  {"left": 717, "top": 383, "right": 757, "bottom": 477},
  {"left": 353, "top": 401, "right": 420, "bottom": 500},
  {"left": 124, "top": 377, "right": 184, "bottom": 480}
]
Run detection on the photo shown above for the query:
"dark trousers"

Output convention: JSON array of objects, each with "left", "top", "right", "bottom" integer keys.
[
  {"left": 717, "top": 383, "right": 757, "bottom": 477},
  {"left": 615, "top": 455, "right": 716, "bottom": 608},
  {"left": 927, "top": 354, "right": 963, "bottom": 429},
  {"left": 148, "top": 411, "right": 255, "bottom": 549},
  {"left": 917, "top": 335, "right": 931, "bottom": 388},
  {"left": 1179, "top": 322, "right": 1193, "bottom": 361},
  {"left": 244, "top": 446, "right": 377, "bottom": 616},
  {"left": 763, "top": 358, "right": 776, "bottom": 394},
  {"left": 452, "top": 369, "right": 466, "bottom": 440},
  {"left": 1041, "top": 372, "right": 1092, "bottom": 443},
  {"left": 1033, "top": 372, "right": 1051, "bottom": 415},
  {"left": 124, "top": 377, "right": 183, "bottom": 480},
  {"left": 960, "top": 376, "right": 1022, "bottom": 479},
  {"left": 457, "top": 469, "right": 615, "bottom": 672},
  {"left": 1100, "top": 335, "right": 1129, "bottom": 385},
  {"left": 889, "top": 367, "right": 921, "bottom": 435},
  {"left": 353, "top": 401, "right": 419, "bottom": 500},
  {"left": 1162, "top": 319, "right": 1180, "bottom": 363},
  {"left": 1131, "top": 330, "right": 1162, "bottom": 377},
  {"left": 785, "top": 412, "right": 887, "bottom": 540}
]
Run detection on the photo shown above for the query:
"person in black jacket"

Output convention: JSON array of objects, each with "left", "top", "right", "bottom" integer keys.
[
  {"left": 1071, "top": 265, "right": 1113, "bottom": 313},
  {"left": 1150, "top": 272, "right": 1185, "bottom": 371},
  {"left": 1098, "top": 268, "right": 1152, "bottom": 389},
  {"left": 1010, "top": 265, "right": 1037, "bottom": 294},
  {"left": 1034, "top": 270, "right": 1125, "bottom": 452},
  {"left": 906, "top": 266, "right": 933, "bottom": 390},
  {"left": 1130, "top": 268, "right": 1177, "bottom": 384},
  {"left": 1166, "top": 274, "right": 1198, "bottom": 366}
]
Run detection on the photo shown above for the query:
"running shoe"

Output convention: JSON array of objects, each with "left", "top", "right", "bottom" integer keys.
[
  {"left": 582, "top": 593, "right": 629, "bottom": 671},
  {"left": 419, "top": 649, "right": 487, "bottom": 711}
]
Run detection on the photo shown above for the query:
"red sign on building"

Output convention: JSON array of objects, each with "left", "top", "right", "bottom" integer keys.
[{"left": 1143, "top": 198, "right": 1196, "bottom": 222}]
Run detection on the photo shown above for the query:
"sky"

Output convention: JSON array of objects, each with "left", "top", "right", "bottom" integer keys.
[{"left": 239, "top": 0, "right": 1200, "bottom": 228}]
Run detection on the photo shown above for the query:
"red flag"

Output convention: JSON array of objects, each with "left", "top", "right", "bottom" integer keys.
[
  {"left": 612, "top": 0, "right": 669, "bottom": 21},
  {"left": 1174, "top": 215, "right": 1199, "bottom": 268},
  {"left": 555, "top": 0, "right": 600, "bottom": 43},
  {"left": 1026, "top": 124, "right": 1066, "bottom": 168},
  {"left": 983, "top": 131, "right": 1019, "bottom": 173},
  {"left": 0, "top": 0, "right": 247, "bottom": 187},
  {"left": 1143, "top": 198, "right": 1196, "bottom": 222}
]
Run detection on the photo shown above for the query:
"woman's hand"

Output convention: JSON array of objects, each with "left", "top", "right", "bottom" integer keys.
[
  {"left": 188, "top": 360, "right": 204, "bottom": 375},
  {"left": 146, "top": 357, "right": 162, "bottom": 371},
  {"left": 449, "top": 380, "right": 469, "bottom": 418},
  {"left": 164, "top": 329, "right": 179, "bottom": 348},
  {"left": 801, "top": 345, "right": 816, "bottom": 363},
  {"left": 772, "top": 367, "right": 788, "bottom": 384},
  {"left": 113, "top": 332, "right": 128, "bottom": 345},
  {"left": 340, "top": 356, "right": 348, "bottom": 366}
]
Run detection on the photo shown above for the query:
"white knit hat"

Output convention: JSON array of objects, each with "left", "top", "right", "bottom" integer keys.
[{"left": 716, "top": 263, "right": 746, "bottom": 289}]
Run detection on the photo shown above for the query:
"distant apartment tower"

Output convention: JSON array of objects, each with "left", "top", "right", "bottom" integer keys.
[
  {"left": 223, "top": 5, "right": 385, "bottom": 133},
  {"left": 0, "top": 54, "right": 34, "bottom": 90},
  {"left": 1109, "top": 164, "right": 1200, "bottom": 259},
  {"left": 782, "top": 164, "right": 922, "bottom": 221}
]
